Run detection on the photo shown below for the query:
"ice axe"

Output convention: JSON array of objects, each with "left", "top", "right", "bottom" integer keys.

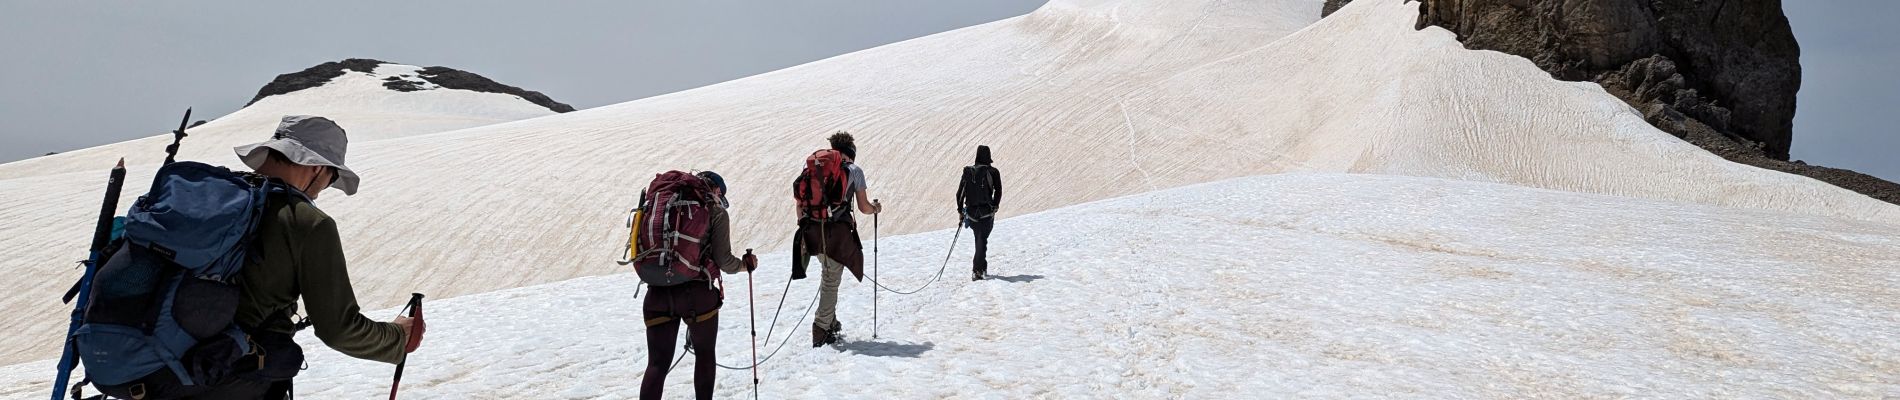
[{"left": 389, "top": 293, "right": 424, "bottom": 400}]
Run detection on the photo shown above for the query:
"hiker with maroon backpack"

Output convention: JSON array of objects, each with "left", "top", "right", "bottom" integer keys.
[
  {"left": 957, "top": 145, "right": 1003, "bottom": 280},
  {"left": 629, "top": 170, "right": 758, "bottom": 400},
  {"left": 791, "top": 131, "right": 882, "bottom": 347}
]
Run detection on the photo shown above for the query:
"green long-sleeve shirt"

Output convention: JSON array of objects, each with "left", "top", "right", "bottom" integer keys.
[{"left": 234, "top": 193, "right": 407, "bottom": 364}]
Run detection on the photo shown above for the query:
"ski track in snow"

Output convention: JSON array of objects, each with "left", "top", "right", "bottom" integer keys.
[{"left": 5, "top": 174, "right": 1894, "bottom": 399}]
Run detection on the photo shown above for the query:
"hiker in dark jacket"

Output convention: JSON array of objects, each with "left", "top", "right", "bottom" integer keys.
[
  {"left": 199, "top": 115, "right": 424, "bottom": 399},
  {"left": 957, "top": 145, "right": 1002, "bottom": 280},
  {"left": 794, "top": 132, "right": 881, "bottom": 347},
  {"left": 641, "top": 171, "right": 759, "bottom": 400}
]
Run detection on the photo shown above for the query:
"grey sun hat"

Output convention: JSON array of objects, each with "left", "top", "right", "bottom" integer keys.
[{"left": 234, "top": 115, "right": 361, "bottom": 195}]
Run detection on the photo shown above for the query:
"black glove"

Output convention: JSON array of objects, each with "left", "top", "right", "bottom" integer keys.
[{"left": 743, "top": 249, "right": 758, "bottom": 272}]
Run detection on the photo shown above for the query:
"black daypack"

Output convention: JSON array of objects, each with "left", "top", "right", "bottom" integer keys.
[{"left": 961, "top": 164, "right": 998, "bottom": 212}]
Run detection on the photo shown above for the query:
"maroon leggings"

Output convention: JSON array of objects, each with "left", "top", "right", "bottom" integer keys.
[{"left": 640, "top": 283, "right": 722, "bottom": 400}]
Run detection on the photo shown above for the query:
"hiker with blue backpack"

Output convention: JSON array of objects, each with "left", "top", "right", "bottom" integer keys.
[
  {"left": 627, "top": 170, "right": 759, "bottom": 400},
  {"left": 226, "top": 116, "right": 424, "bottom": 397},
  {"left": 63, "top": 116, "right": 424, "bottom": 399}
]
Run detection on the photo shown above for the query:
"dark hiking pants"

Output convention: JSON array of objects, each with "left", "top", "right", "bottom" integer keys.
[
  {"left": 970, "top": 216, "right": 994, "bottom": 275},
  {"left": 641, "top": 282, "right": 722, "bottom": 400}
]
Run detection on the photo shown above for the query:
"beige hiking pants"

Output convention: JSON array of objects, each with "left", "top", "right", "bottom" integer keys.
[{"left": 813, "top": 255, "right": 846, "bottom": 330}]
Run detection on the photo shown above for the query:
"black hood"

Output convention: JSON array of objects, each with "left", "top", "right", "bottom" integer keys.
[{"left": 974, "top": 145, "right": 992, "bottom": 165}]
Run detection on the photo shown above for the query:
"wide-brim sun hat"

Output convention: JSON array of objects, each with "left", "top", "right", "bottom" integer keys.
[{"left": 233, "top": 115, "right": 361, "bottom": 195}]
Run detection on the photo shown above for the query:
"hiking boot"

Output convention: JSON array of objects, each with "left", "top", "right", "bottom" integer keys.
[
  {"left": 812, "top": 322, "right": 842, "bottom": 347},
  {"left": 972, "top": 272, "right": 984, "bottom": 281}
]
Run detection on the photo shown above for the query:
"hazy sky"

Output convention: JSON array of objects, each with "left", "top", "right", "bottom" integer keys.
[{"left": 1, "top": 1, "right": 1893, "bottom": 181}]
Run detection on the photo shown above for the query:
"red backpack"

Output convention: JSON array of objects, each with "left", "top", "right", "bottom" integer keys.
[
  {"left": 632, "top": 171, "right": 720, "bottom": 287},
  {"left": 793, "top": 149, "right": 852, "bottom": 221}
]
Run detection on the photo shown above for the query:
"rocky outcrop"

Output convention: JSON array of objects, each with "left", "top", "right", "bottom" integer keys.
[
  {"left": 1396, "top": 0, "right": 1899, "bottom": 205},
  {"left": 1323, "top": 0, "right": 1355, "bottom": 17},
  {"left": 411, "top": 66, "right": 574, "bottom": 113},
  {"left": 246, "top": 58, "right": 574, "bottom": 113},
  {"left": 1652, "top": 97, "right": 1900, "bottom": 204},
  {"left": 246, "top": 58, "right": 385, "bottom": 107},
  {"left": 1410, "top": 0, "right": 1801, "bottom": 160}
]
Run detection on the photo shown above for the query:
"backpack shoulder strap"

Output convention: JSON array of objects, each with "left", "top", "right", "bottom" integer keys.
[{"left": 967, "top": 164, "right": 994, "bottom": 186}]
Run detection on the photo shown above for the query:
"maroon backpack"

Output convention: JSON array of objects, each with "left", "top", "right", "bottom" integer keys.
[
  {"left": 633, "top": 171, "right": 719, "bottom": 287},
  {"left": 793, "top": 149, "right": 851, "bottom": 221}
]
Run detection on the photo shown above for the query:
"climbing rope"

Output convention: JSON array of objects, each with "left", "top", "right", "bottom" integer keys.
[
  {"left": 679, "top": 257, "right": 821, "bottom": 371},
  {"left": 869, "top": 226, "right": 960, "bottom": 295}
]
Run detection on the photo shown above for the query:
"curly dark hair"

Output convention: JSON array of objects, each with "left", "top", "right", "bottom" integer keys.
[{"left": 828, "top": 131, "right": 857, "bottom": 159}]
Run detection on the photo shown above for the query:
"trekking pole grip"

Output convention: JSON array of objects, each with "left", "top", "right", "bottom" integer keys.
[{"left": 408, "top": 293, "right": 424, "bottom": 316}]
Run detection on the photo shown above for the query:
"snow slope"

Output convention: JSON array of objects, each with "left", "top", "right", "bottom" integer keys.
[
  {"left": 0, "top": 63, "right": 558, "bottom": 180},
  {"left": 6, "top": 173, "right": 1894, "bottom": 399},
  {"left": 4, "top": 0, "right": 1898, "bottom": 364}
]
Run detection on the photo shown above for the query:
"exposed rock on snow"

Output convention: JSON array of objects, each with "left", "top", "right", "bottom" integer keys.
[
  {"left": 0, "top": 61, "right": 561, "bottom": 181},
  {"left": 1411, "top": 0, "right": 1800, "bottom": 159},
  {"left": 1322, "top": 0, "right": 1354, "bottom": 17},
  {"left": 1402, "top": 0, "right": 1900, "bottom": 204},
  {"left": 244, "top": 58, "right": 386, "bottom": 106},
  {"left": 249, "top": 58, "right": 574, "bottom": 113},
  {"left": 409, "top": 66, "right": 575, "bottom": 113}
]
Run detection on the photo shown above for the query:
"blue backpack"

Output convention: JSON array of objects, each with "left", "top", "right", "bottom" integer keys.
[{"left": 73, "top": 161, "right": 289, "bottom": 397}]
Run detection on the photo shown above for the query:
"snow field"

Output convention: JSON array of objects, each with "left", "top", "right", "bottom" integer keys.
[
  {"left": 5, "top": 0, "right": 1899, "bottom": 375},
  {"left": 7, "top": 173, "right": 1890, "bottom": 398}
]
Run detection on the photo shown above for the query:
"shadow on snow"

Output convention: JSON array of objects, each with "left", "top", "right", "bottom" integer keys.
[
  {"left": 988, "top": 274, "right": 1044, "bottom": 283},
  {"left": 837, "top": 340, "right": 935, "bottom": 358}
]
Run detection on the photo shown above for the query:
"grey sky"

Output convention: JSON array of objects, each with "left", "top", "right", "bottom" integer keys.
[
  {"left": 1785, "top": 0, "right": 1900, "bottom": 182},
  {"left": 1, "top": 1, "right": 1893, "bottom": 182}
]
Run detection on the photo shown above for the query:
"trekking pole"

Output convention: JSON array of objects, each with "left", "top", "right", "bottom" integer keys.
[
  {"left": 872, "top": 207, "right": 879, "bottom": 339},
  {"left": 50, "top": 159, "right": 127, "bottom": 400},
  {"left": 162, "top": 108, "right": 192, "bottom": 165},
  {"left": 389, "top": 293, "right": 424, "bottom": 400},
  {"left": 746, "top": 249, "right": 760, "bottom": 400}
]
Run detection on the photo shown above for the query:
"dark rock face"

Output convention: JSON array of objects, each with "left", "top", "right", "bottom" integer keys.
[
  {"left": 246, "top": 58, "right": 574, "bottom": 113},
  {"left": 1412, "top": 0, "right": 1801, "bottom": 161},
  {"left": 1405, "top": 0, "right": 1900, "bottom": 205},
  {"left": 246, "top": 58, "right": 387, "bottom": 107},
  {"left": 1324, "top": 1, "right": 1897, "bottom": 204},
  {"left": 1322, "top": 0, "right": 1355, "bottom": 17},
  {"left": 411, "top": 66, "right": 575, "bottom": 113}
]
